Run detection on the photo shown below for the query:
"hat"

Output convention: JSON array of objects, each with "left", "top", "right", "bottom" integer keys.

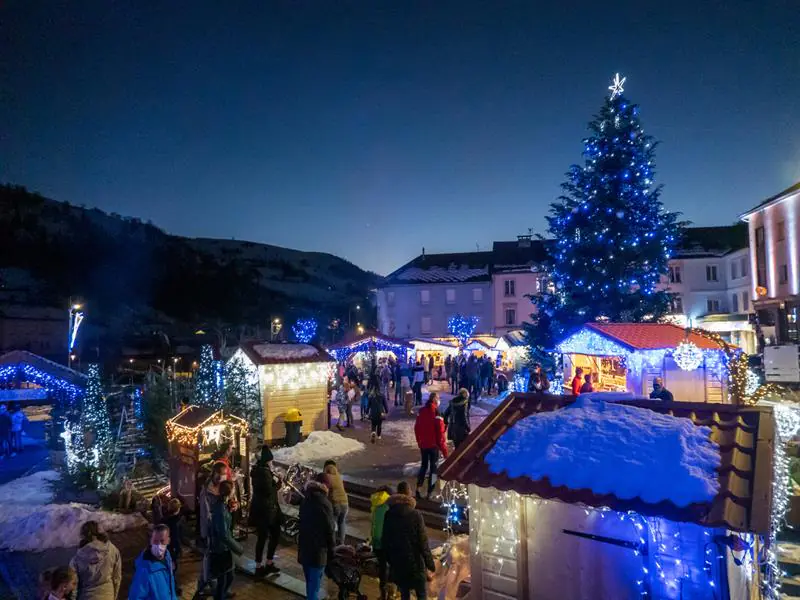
[{"left": 260, "top": 445, "right": 274, "bottom": 463}]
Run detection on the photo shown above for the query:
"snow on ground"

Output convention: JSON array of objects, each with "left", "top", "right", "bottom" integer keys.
[
  {"left": 272, "top": 431, "right": 365, "bottom": 465},
  {"left": 381, "top": 419, "right": 419, "bottom": 449},
  {"left": 485, "top": 396, "right": 721, "bottom": 507},
  {"left": 0, "top": 471, "right": 146, "bottom": 551}
]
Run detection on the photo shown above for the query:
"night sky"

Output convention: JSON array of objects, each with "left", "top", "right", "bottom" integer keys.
[{"left": 2, "top": 1, "right": 798, "bottom": 275}]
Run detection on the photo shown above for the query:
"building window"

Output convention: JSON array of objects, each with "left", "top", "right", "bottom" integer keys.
[
  {"left": 669, "top": 266, "right": 682, "bottom": 284},
  {"left": 420, "top": 316, "right": 431, "bottom": 334},
  {"left": 706, "top": 265, "right": 718, "bottom": 282},
  {"left": 732, "top": 293, "right": 739, "bottom": 313},
  {"left": 472, "top": 288, "right": 483, "bottom": 303},
  {"left": 776, "top": 220, "right": 786, "bottom": 242},
  {"left": 755, "top": 226, "right": 767, "bottom": 287},
  {"left": 445, "top": 288, "right": 456, "bottom": 305},
  {"left": 387, "top": 291, "right": 395, "bottom": 306},
  {"left": 742, "top": 291, "right": 749, "bottom": 312},
  {"left": 504, "top": 280, "right": 516, "bottom": 297},
  {"left": 780, "top": 264, "right": 789, "bottom": 284},
  {"left": 504, "top": 308, "right": 516, "bottom": 326},
  {"left": 730, "top": 261, "right": 738, "bottom": 280},
  {"left": 740, "top": 257, "right": 748, "bottom": 277},
  {"left": 671, "top": 295, "right": 683, "bottom": 314},
  {"left": 420, "top": 289, "right": 430, "bottom": 305},
  {"left": 707, "top": 299, "right": 721, "bottom": 313}
]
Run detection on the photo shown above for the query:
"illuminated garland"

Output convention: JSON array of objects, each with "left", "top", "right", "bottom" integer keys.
[
  {"left": 291, "top": 319, "right": 318, "bottom": 343},
  {"left": 0, "top": 363, "right": 84, "bottom": 402},
  {"left": 329, "top": 338, "right": 410, "bottom": 363},
  {"left": 260, "top": 362, "right": 333, "bottom": 391},
  {"left": 166, "top": 406, "right": 249, "bottom": 447},
  {"left": 448, "top": 314, "right": 480, "bottom": 347},
  {"left": 672, "top": 341, "right": 703, "bottom": 371}
]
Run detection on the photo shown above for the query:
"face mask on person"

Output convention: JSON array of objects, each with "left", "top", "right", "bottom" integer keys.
[
  {"left": 653, "top": 383, "right": 661, "bottom": 391},
  {"left": 151, "top": 543, "right": 168, "bottom": 559}
]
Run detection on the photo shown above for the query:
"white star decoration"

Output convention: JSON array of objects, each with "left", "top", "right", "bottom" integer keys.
[{"left": 608, "top": 72, "right": 626, "bottom": 99}]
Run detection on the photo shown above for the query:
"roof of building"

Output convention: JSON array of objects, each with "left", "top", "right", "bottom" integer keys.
[
  {"left": 439, "top": 392, "right": 774, "bottom": 533},
  {"left": 672, "top": 224, "right": 748, "bottom": 258},
  {"left": 239, "top": 342, "right": 335, "bottom": 366},
  {"left": 583, "top": 322, "right": 724, "bottom": 351},
  {"left": 491, "top": 238, "right": 550, "bottom": 273},
  {"left": 328, "top": 330, "right": 414, "bottom": 350},
  {"left": 384, "top": 251, "right": 493, "bottom": 285},
  {"left": 0, "top": 350, "right": 87, "bottom": 388},
  {"left": 741, "top": 181, "right": 800, "bottom": 219}
]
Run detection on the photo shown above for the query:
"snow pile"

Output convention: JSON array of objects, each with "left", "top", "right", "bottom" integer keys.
[
  {"left": 0, "top": 471, "right": 146, "bottom": 551},
  {"left": 485, "top": 396, "right": 721, "bottom": 506},
  {"left": 252, "top": 343, "right": 319, "bottom": 360},
  {"left": 272, "top": 431, "right": 365, "bottom": 464}
]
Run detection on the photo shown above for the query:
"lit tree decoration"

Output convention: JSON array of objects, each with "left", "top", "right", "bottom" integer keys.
[
  {"left": 81, "top": 364, "right": 115, "bottom": 486},
  {"left": 527, "top": 73, "right": 680, "bottom": 350},
  {"left": 745, "top": 369, "right": 760, "bottom": 397},
  {"left": 291, "top": 318, "right": 318, "bottom": 343},
  {"left": 448, "top": 314, "right": 480, "bottom": 348},
  {"left": 194, "top": 344, "right": 221, "bottom": 409},
  {"left": 672, "top": 341, "right": 703, "bottom": 371}
]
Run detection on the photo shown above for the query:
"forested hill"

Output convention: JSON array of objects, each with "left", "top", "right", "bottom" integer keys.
[{"left": 0, "top": 184, "right": 379, "bottom": 335}]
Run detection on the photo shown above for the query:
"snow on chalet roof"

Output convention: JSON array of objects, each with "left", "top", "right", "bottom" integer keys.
[
  {"left": 394, "top": 265, "right": 489, "bottom": 283},
  {"left": 485, "top": 396, "right": 720, "bottom": 506},
  {"left": 583, "top": 322, "right": 724, "bottom": 351},
  {"left": 240, "top": 342, "right": 334, "bottom": 365},
  {"left": 385, "top": 251, "right": 493, "bottom": 285},
  {"left": 439, "top": 392, "right": 774, "bottom": 533}
]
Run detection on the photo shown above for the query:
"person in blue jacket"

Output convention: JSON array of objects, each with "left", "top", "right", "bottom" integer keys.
[{"left": 128, "top": 524, "right": 177, "bottom": 600}]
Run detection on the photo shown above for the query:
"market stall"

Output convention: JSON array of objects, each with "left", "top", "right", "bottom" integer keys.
[
  {"left": 556, "top": 322, "right": 732, "bottom": 402},
  {"left": 408, "top": 338, "right": 458, "bottom": 373},
  {"left": 232, "top": 342, "right": 335, "bottom": 442},
  {"left": 165, "top": 405, "right": 249, "bottom": 511},
  {"left": 328, "top": 331, "right": 414, "bottom": 367}
]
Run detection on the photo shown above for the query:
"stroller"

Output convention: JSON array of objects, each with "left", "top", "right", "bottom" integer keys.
[{"left": 325, "top": 544, "right": 373, "bottom": 600}]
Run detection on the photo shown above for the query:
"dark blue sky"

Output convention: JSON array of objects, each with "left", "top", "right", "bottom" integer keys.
[{"left": 2, "top": 1, "right": 798, "bottom": 275}]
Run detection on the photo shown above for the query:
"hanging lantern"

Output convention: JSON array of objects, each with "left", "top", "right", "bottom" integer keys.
[{"left": 673, "top": 341, "right": 703, "bottom": 371}]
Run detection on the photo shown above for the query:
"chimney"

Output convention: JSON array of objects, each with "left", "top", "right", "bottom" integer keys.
[{"left": 422, "top": 247, "right": 426, "bottom": 259}]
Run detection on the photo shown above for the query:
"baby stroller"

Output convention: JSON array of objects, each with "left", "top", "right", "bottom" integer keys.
[{"left": 325, "top": 544, "right": 373, "bottom": 600}]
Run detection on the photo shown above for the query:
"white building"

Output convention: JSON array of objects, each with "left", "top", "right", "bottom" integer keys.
[
  {"left": 660, "top": 225, "right": 756, "bottom": 353},
  {"left": 740, "top": 181, "right": 800, "bottom": 345}
]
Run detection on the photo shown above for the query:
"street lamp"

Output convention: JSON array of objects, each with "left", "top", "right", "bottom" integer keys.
[
  {"left": 68, "top": 301, "right": 85, "bottom": 369},
  {"left": 349, "top": 304, "right": 361, "bottom": 329},
  {"left": 271, "top": 318, "right": 282, "bottom": 341}
]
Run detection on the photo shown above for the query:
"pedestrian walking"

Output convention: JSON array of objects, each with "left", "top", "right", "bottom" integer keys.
[
  {"left": 465, "top": 356, "right": 479, "bottom": 400},
  {"left": 11, "top": 404, "right": 26, "bottom": 454},
  {"left": 323, "top": 460, "right": 349, "bottom": 545},
  {"left": 128, "top": 524, "right": 178, "bottom": 600},
  {"left": 334, "top": 381, "right": 348, "bottom": 430},
  {"left": 70, "top": 521, "right": 121, "bottom": 600},
  {"left": 380, "top": 361, "right": 392, "bottom": 403},
  {"left": 427, "top": 355, "right": 434, "bottom": 383},
  {"left": 162, "top": 499, "right": 184, "bottom": 594},
  {"left": 297, "top": 474, "right": 336, "bottom": 600},
  {"left": 249, "top": 445, "right": 282, "bottom": 577},
  {"left": 382, "top": 481, "right": 436, "bottom": 600},
  {"left": 370, "top": 485, "right": 393, "bottom": 600},
  {"left": 41, "top": 567, "right": 77, "bottom": 600},
  {"left": 345, "top": 378, "right": 356, "bottom": 427},
  {"left": 412, "top": 360, "right": 425, "bottom": 407},
  {"left": 196, "top": 462, "right": 226, "bottom": 598},
  {"left": 0, "top": 404, "right": 11, "bottom": 459},
  {"left": 209, "top": 481, "right": 243, "bottom": 600},
  {"left": 368, "top": 376, "right": 389, "bottom": 443},
  {"left": 448, "top": 357, "right": 459, "bottom": 395},
  {"left": 414, "top": 393, "right": 448, "bottom": 499},
  {"left": 393, "top": 361, "right": 403, "bottom": 406},
  {"left": 443, "top": 389, "right": 471, "bottom": 449}
]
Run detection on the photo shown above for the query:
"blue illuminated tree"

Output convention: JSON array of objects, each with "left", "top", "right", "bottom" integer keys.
[
  {"left": 528, "top": 74, "right": 680, "bottom": 349},
  {"left": 448, "top": 314, "right": 480, "bottom": 348},
  {"left": 292, "top": 318, "right": 318, "bottom": 343},
  {"left": 194, "top": 344, "right": 221, "bottom": 409}
]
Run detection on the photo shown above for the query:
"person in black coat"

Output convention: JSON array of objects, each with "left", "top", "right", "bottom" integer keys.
[
  {"left": 382, "top": 482, "right": 436, "bottom": 599},
  {"left": 249, "top": 445, "right": 283, "bottom": 577},
  {"left": 297, "top": 474, "right": 336, "bottom": 600},
  {"left": 443, "top": 389, "right": 471, "bottom": 449}
]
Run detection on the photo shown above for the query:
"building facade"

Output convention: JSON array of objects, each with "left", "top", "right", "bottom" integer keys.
[
  {"left": 377, "top": 251, "right": 494, "bottom": 339},
  {"left": 659, "top": 225, "right": 756, "bottom": 352},
  {"left": 0, "top": 305, "right": 68, "bottom": 359},
  {"left": 491, "top": 237, "right": 549, "bottom": 335},
  {"left": 741, "top": 181, "right": 800, "bottom": 345}
]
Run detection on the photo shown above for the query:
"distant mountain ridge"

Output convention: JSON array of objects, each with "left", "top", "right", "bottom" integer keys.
[{"left": 0, "top": 184, "right": 379, "bottom": 336}]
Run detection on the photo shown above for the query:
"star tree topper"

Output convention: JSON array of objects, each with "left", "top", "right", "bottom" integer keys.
[{"left": 608, "top": 72, "right": 626, "bottom": 99}]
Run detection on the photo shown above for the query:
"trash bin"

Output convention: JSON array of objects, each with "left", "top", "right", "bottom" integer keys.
[{"left": 284, "top": 409, "right": 303, "bottom": 446}]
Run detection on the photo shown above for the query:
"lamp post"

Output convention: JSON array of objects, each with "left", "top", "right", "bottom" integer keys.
[
  {"left": 67, "top": 301, "right": 84, "bottom": 369},
  {"left": 271, "top": 318, "right": 282, "bottom": 341},
  {"left": 349, "top": 304, "right": 361, "bottom": 329}
]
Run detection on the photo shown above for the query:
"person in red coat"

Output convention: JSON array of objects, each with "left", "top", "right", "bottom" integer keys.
[
  {"left": 570, "top": 367, "right": 584, "bottom": 396},
  {"left": 414, "top": 392, "right": 448, "bottom": 500}
]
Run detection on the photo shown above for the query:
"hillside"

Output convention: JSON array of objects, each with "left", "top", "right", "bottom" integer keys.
[{"left": 0, "top": 184, "right": 379, "bottom": 336}]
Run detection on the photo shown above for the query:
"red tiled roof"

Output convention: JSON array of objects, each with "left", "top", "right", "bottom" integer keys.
[
  {"left": 439, "top": 393, "right": 774, "bottom": 533},
  {"left": 585, "top": 322, "right": 725, "bottom": 351}
]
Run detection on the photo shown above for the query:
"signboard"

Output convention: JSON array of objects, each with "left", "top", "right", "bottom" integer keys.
[{"left": 765, "top": 345, "right": 800, "bottom": 383}]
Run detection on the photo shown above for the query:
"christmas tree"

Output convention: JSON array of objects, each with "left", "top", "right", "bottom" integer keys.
[
  {"left": 528, "top": 74, "right": 680, "bottom": 349},
  {"left": 224, "top": 353, "right": 262, "bottom": 434},
  {"left": 82, "top": 364, "right": 115, "bottom": 486},
  {"left": 194, "top": 344, "right": 222, "bottom": 409}
]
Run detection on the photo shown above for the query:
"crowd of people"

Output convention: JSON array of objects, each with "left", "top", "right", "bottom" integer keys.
[{"left": 0, "top": 402, "right": 28, "bottom": 459}]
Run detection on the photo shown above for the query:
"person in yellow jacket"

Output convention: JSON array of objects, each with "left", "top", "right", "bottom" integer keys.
[{"left": 370, "top": 485, "right": 393, "bottom": 600}]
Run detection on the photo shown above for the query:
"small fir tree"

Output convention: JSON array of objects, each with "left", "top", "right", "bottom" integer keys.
[
  {"left": 224, "top": 353, "right": 262, "bottom": 434},
  {"left": 528, "top": 74, "right": 680, "bottom": 349},
  {"left": 194, "top": 345, "right": 221, "bottom": 408}
]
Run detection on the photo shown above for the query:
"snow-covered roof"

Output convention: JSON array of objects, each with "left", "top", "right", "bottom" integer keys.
[
  {"left": 384, "top": 251, "right": 493, "bottom": 285},
  {"left": 239, "top": 342, "right": 335, "bottom": 365},
  {"left": 440, "top": 392, "right": 774, "bottom": 533},
  {"left": 394, "top": 265, "right": 489, "bottom": 283},
  {"left": 486, "top": 396, "right": 720, "bottom": 506}
]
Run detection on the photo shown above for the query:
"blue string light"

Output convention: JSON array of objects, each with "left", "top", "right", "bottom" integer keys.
[
  {"left": 448, "top": 314, "right": 480, "bottom": 347},
  {"left": 329, "top": 338, "right": 410, "bottom": 363},
  {"left": 0, "top": 363, "right": 84, "bottom": 402},
  {"left": 292, "top": 318, "right": 318, "bottom": 343}
]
